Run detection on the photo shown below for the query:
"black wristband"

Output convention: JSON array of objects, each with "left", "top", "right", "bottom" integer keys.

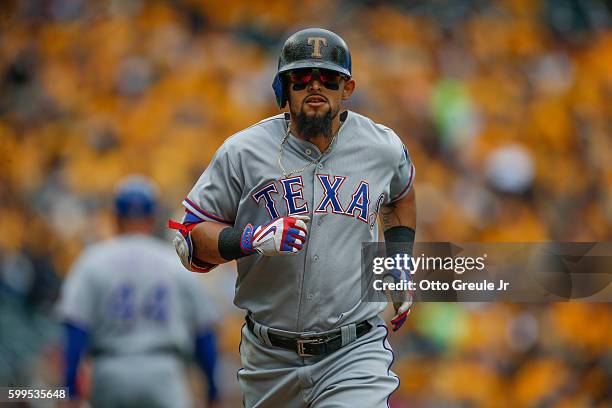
[
  {"left": 384, "top": 226, "right": 416, "bottom": 256},
  {"left": 218, "top": 227, "right": 248, "bottom": 261}
]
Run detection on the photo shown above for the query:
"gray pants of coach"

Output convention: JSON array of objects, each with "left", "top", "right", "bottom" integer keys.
[
  {"left": 90, "top": 354, "right": 191, "bottom": 408},
  {"left": 238, "top": 316, "right": 399, "bottom": 408}
]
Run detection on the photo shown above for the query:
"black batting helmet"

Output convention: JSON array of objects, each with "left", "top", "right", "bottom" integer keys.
[{"left": 272, "top": 28, "right": 352, "bottom": 108}]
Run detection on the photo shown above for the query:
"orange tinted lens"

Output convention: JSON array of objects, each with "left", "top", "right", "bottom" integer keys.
[
  {"left": 289, "top": 70, "right": 313, "bottom": 84},
  {"left": 288, "top": 69, "right": 343, "bottom": 90},
  {"left": 317, "top": 69, "right": 341, "bottom": 83}
]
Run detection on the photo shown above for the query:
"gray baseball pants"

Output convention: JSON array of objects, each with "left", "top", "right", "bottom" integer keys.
[
  {"left": 90, "top": 354, "right": 191, "bottom": 408},
  {"left": 238, "top": 316, "right": 399, "bottom": 408}
]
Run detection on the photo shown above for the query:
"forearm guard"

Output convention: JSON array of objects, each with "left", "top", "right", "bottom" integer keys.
[{"left": 168, "top": 213, "right": 218, "bottom": 273}]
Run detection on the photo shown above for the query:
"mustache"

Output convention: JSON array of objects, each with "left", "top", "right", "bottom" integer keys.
[{"left": 303, "top": 94, "right": 329, "bottom": 104}]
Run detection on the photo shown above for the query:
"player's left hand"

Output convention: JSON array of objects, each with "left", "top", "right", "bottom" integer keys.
[
  {"left": 390, "top": 300, "right": 411, "bottom": 331},
  {"left": 383, "top": 264, "right": 413, "bottom": 331}
]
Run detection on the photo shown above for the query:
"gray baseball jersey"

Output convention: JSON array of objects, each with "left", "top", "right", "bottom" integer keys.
[
  {"left": 58, "top": 234, "right": 218, "bottom": 354},
  {"left": 184, "top": 110, "right": 414, "bottom": 333}
]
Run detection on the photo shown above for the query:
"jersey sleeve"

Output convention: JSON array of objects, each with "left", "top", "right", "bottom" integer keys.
[
  {"left": 386, "top": 134, "right": 415, "bottom": 205},
  {"left": 56, "top": 255, "right": 97, "bottom": 328},
  {"left": 183, "top": 142, "right": 243, "bottom": 224}
]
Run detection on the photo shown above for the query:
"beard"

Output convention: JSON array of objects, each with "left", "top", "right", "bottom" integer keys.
[{"left": 294, "top": 106, "right": 336, "bottom": 140}]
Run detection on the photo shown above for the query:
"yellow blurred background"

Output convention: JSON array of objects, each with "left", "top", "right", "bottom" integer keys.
[{"left": 0, "top": 0, "right": 610, "bottom": 407}]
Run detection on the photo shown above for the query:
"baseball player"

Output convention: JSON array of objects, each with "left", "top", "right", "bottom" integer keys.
[
  {"left": 58, "top": 175, "right": 220, "bottom": 407},
  {"left": 170, "top": 28, "right": 416, "bottom": 407}
]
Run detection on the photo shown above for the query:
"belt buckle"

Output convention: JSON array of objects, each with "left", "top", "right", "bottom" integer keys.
[{"left": 296, "top": 337, "right": 325, "bottom": 357}]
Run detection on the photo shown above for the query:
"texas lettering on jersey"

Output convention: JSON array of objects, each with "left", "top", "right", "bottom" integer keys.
[{"left": 251, "top": 174, "right": 385, "bottom": 228}]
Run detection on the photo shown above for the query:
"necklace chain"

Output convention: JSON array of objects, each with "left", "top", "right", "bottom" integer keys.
[{"left": 277, "top": 120, "right": 341, "bottom": 178}]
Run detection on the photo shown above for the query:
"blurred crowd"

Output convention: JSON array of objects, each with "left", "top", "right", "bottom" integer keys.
[{"left": 0, "top": 0, "right": 610, "bottom": 407}]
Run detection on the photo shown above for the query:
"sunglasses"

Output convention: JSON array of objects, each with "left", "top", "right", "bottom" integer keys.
[{"left": 287, "top": 68, "right": 347, "bottom": 91}]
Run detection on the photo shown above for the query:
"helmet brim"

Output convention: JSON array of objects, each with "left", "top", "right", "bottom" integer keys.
[{"left": 278, "top": 60, "right": 351, "bottom": 78}]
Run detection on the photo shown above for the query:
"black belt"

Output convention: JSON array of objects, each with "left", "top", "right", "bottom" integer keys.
[{"left": 245, "top": 315, "right": 372, "bottom": 357}]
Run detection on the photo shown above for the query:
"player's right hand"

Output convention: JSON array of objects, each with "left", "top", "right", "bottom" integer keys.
[{"left": 241, "top": 215, "right": 309, "bottom": 256}]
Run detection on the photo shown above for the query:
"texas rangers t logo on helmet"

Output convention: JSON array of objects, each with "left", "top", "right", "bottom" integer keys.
[{"left": 307, "top": 37, "right": 328, "bottom": 58}]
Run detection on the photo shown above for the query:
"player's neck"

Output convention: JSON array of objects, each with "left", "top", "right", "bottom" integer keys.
[
  {"left": 290, "top": 117, "right": 341, "bottom": 153},
  {"left": 116, "top": 218, "right": 155, "bottom": 235}
]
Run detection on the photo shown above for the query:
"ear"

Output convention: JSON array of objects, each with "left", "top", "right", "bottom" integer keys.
[{"left": 342, "top": 78, "right": 355, "bottom": 100}]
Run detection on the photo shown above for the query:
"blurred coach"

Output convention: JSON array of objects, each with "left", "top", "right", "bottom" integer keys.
[{"left": 57, "top": 175, "right": 220, "bottom": 407}]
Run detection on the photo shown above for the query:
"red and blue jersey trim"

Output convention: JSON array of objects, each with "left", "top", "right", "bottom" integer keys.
[{"left": 182, "top": 197, "right": 233, "bottom": 225}]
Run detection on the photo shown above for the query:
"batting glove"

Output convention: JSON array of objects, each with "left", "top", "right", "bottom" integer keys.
[
  {"left": 390, "top": 301, "right": 412, "bottom": 331},
  {"left": 241, "top": 215, "right": 309, "bottom": 256},
  {"left": 383, "top": 264, "right": 413, "bottom": 331}
]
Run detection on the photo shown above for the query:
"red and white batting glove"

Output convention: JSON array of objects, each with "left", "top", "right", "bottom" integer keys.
[
  {"left": 390, "top": 301, "right": 412, "bottom": 331},
  {"left": 241, "top": 215, "right": 309, "bottom": 256},
  {"left": 383, "top": 265, "right": 413, "bottom": 331}
]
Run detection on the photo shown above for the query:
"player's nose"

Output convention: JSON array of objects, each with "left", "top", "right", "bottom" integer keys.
[{"left": 308, "top": 78, "right": 322, "bottom": 90}]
